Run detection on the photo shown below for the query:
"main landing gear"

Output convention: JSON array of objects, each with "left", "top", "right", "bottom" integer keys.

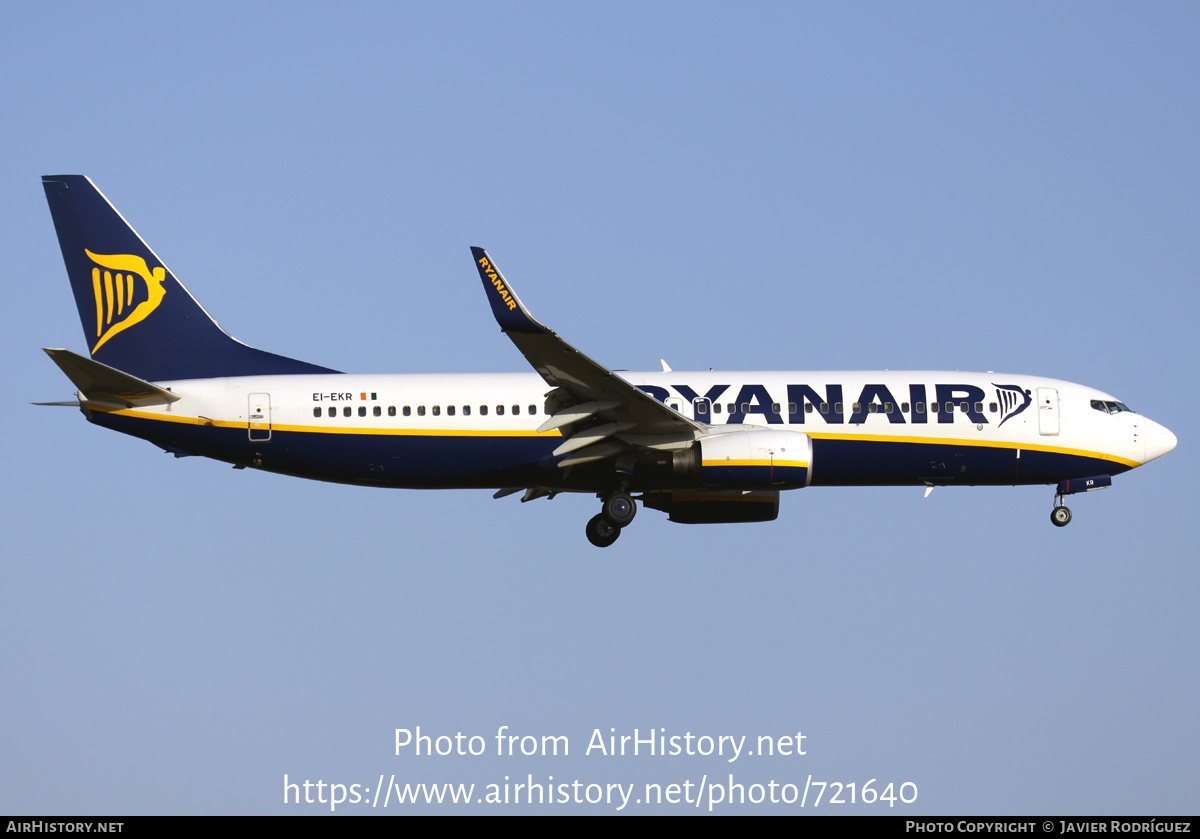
[{"left": 586, "top": 491, "right": 637, "bottom": 547}]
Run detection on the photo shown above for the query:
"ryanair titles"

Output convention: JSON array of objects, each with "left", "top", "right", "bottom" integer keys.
[
  {"left": 477, "top": 255, "right": 518, "bottom": 311},
  {"left": 637, "top": 382, "right": 1033, "bottom": 427}
]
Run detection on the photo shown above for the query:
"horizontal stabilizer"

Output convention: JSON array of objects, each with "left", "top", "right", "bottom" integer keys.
[{"left": 43, "top": 347, "right": 181, "bottom": 407}]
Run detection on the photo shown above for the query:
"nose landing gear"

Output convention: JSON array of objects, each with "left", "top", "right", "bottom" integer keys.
[
  {"left": 586, "top": 491, "right": 637, "bottom": 547},
  {"left": 1049, "top": 475, "right": 1112, "bottom": 527}
]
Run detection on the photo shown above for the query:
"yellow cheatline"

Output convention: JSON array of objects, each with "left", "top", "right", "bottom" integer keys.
[
  {"left": 804, "top": 430, "right": 1139, "bottom": 469},
  {"left": 701, "top": 460, "right": 809, "bottom": 468},
  {"left": 94, "top": 408, "right": 564, "bottom": 438},
  {"left": 88, "top": 411, "right": 1137, "bottom": 467}
]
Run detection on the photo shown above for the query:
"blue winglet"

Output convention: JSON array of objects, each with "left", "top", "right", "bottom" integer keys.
[{"left": 470, "top": 247, "right": 549, "bottom": 334}]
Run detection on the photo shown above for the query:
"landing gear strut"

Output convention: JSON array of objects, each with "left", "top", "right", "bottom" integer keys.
[
  {"left": 586, "top": 491, "right": 637, "bottom": 547},
  {"left": 1051, "top": 490, "right": 1072, "bottom": 527}
]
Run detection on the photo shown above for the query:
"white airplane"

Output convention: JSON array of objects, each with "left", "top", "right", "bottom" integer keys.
[{"left": 40, "top": 175, "right": 1177, "bottom": 547}]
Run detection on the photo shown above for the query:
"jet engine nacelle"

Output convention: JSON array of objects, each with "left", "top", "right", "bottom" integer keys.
[{"left": 693, "top": 428, "right": 813, "bottom": 489}]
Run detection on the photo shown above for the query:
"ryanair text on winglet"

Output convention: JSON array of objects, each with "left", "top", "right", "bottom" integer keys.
[{"left": 479, "top": 255, "right": 518, "bottom": 311}]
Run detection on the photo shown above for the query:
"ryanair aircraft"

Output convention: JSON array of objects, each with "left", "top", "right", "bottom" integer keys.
[{"left": 40, "top": 176, "right": 1177, "bottom": 547}]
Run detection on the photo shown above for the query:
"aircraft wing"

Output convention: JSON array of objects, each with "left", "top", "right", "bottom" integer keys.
[{"left": 470, "top": 247, "right": 703, "bottom": 466}]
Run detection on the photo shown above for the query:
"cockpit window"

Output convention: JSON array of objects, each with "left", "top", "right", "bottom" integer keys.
[{"left": 1091, "top": 399, "right": 1134, "bottom": 415}]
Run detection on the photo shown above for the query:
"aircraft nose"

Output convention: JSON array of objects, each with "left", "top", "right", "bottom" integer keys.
[{"left": 1144, "top": 421, "right": 1177, "bottom": 464}]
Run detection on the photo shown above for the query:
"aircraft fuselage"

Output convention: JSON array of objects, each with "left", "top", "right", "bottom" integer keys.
[{"left": 84, "top": 369, "right": 1167, "bottom": 492}]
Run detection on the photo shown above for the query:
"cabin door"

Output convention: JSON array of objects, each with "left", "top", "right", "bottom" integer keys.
[
  {"left": 248, "top": 392, "right": 272, "bottom": 442},
  {"left": 1036, "top": 387, "right": 1059, "bottom": 436}
]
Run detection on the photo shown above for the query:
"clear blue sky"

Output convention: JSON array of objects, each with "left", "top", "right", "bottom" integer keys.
[{"left": 2, "top": 1, "right": 1196, "bottom": 814}]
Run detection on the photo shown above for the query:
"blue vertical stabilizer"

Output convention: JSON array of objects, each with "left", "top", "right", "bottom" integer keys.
[{"left": 42, "top": 175, "right": 339, "bottom": 381}]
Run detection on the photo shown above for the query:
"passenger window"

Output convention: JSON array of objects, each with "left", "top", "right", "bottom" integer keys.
[
  {"left": 480, "top": 405, "right": 488, "bottom": 416},
  {"left": 497, "top": 405, "right": 504, "bottom": 415},
  {"left": 696, "top": 401, "right": 708, "bottom": 414},
  {"left": 528, "top": 405, "right": 536, "bottom": 415},
  {"left": 343, "top": 406, "right": 351, "bottom": 417},
  {"left": 313, "top": 407, "right": 321, "bottom": 418},
  {"left": 930, "top": 402, "right": 939, "bottom": 413},
  {"left": 771, "top": 402, "right": 781, "bottom": 414},
  {"left": 373, "top": 406, "right": 381, "bottom": 417},
  {"left": 884, "top": 402, "right": 893, "bottom": 413},
  {"left": 834, "top": 402, "right": 843, "bottom": 414},
  {"left": 804, "top": 403, "right": 813, "bottom": 414},
  {"left": 727, "top": 404, "right": 735, "bottom": 413},
  {"left": 901, "top": 402, "right": 910, "bottom": 413},
  {"left": 432, "top": 405, "right": 441, "bottom": 416},
  {"left": 418, "top": 406, "right": 426, "bottom": 416},
  {"left": 974, "top": 402, "right": 982, "bottom": 413},
  {"left": 915, "top": 402, "right": 925, "bottom": 414},
  {"left": 463, "top": 405, "right": 471, "bottom": 416},
  {"left": 389, "top": 406, "right": 396, "bottom": 417},
  {"left": 854, "top": 402, "right": 862, "bottom": 413},
  {"left": 740, "top": 403, "right": 749, "bottom": 413},
  {"left": 404, "top": 406, "right": 412, "bottom": 417},
  {"left": 512, "top": 405, "right": 519, "bottom": 415},
  {"left": 820, "top": 402, "right": 829, "bottom": 414},
  {"left": 447, "top": 405, "right": 455, "bottom": 416},
  {"left": 868, "top": 403, "right": 877, "bottom": 413},
  {"left": 960, "top": 402, "right": 969, "bottom": 413},
  {"left": 357, "top": 406, "right": 366, "bottom": 417},
  {"left": 713, "top": 403, "right": 722, "bottom": 414},
  {"left": 989, "top": 402, "right": 997, "bottom": 413}
]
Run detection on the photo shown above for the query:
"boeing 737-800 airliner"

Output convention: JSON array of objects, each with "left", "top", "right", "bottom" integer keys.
[{"left": 40, "top": 176, "right": 1177, "bottom": 546}]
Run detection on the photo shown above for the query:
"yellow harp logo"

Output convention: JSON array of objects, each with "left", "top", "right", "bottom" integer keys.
[{"left": 85, "top": 250, "right": 167, "bottom": 353}]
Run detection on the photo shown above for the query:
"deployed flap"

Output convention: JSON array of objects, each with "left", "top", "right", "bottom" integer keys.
[
  {"left": 43, "top": 347, "right": 181, "bottom": 407},
  {"left": 470, "top": 247, "right": 702, "bottom": 443}
]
